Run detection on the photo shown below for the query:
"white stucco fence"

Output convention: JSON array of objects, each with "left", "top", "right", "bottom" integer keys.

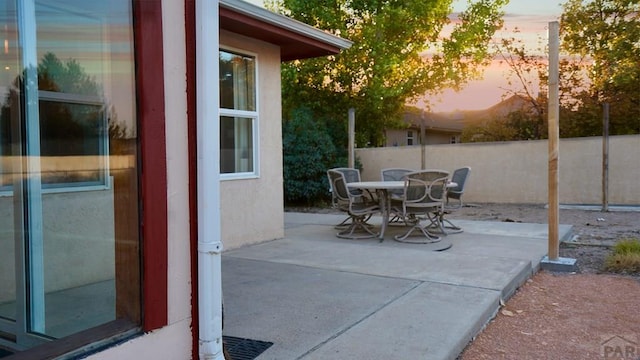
[{"left": 356, "top": 134, "right": 640, "bottom": 205}]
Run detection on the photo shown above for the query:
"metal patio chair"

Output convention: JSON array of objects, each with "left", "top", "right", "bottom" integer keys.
[
  {"left": 328, "top": 167, "right": 373, "bottom": 229},
  {"left": 327, "top": 169, "right": 380, "bottom": 239},
  {"left": 432, "top": 166, "right": 472, "bottom": 234},
  {"left": 392, "top": 169, "right": 449, "bottom": 243},
  {"left": 381, "top": 168, "right": 413, "bottom": 224}
]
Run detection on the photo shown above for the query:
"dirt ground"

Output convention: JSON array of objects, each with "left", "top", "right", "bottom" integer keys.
[
  {"left": 452, "top": 203, "right": 640, "bottom": 275},
  {"left": 450, "top": 203, "right": 640, "bottom": 360},
  {"left": 288, "top": 202, "right": 640, "bottom": 359}
]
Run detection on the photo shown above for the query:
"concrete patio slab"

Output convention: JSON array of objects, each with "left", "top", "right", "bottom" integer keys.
[
  {"left": 303, "top": 282, "right": 499, "bottom": 360},
  {"left": 221, "top": 212, "right": 573, "bottom": 360}
]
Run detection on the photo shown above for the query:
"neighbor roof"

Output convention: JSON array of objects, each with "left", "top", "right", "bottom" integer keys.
[{"left": 220, "top": 0, "right": 353, "bottom": 61}]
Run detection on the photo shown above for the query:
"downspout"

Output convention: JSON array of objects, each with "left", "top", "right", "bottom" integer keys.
[{"left": 196, "top": 0, "right": 224, "bottom": 359}]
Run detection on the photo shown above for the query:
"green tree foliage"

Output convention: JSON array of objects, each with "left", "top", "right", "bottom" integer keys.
[
  {"left": 0, "top": 52, "right": 126, "bottom": 158},
  {"left": 283, "top": 107, "right": 340, "bottom": 205},
  {"left": 561, "top": 0, "right": 640, "bottom": 135},
  {"left": 465, "top": 0, "right": 639, "bottom": 142},
  {"left": 38, "top": 52, "right": 100, "bottom": 95},
  {"left": 461, "top": 117, "right": 516, "bottom": 142},
  {"left": 269, "top": 0, "right": 508, "bottom": 147}
]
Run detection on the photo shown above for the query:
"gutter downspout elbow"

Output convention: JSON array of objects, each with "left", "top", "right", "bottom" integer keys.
[{"left": 198, "top": 242, "right": 224, "bottom": 360}]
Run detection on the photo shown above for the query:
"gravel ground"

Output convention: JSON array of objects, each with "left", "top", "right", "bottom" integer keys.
[{"left": 451, "top": 203, "right": 640, "bottom": 275}]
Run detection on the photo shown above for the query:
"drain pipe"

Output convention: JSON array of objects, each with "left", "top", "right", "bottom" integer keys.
[{"left": 196, "top": 0, "right": 224, "bottom": 359}]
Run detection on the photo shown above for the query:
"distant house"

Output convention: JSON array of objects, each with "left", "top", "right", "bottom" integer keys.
[
  {"left": 384, "top": 108, "right": 464, "bottom": 146},
  {"left": 385, "top": 95, "right": 539, "bottom": 145}
]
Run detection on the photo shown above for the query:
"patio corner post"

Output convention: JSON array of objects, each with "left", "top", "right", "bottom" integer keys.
[
  {"left": 547, "top": 21, "right": 560, "bottom": 260},
  {"left": 348, "top": 108, "right": 355, "bottom": 168},
  {"left": 602, "top": 102, "right": 609, "bottom": 212}
]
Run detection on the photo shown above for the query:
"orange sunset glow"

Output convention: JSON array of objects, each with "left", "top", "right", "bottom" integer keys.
[{"left": 423, "top": 0, "right": 564, "bottom": 112}]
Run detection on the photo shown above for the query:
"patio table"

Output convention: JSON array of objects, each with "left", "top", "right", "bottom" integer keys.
[
  {"left": 348, "top": 180, "right": 458, "bottom": 240},
  {"left": 347, "top": 181, "right": 403, "bottom": 240}
]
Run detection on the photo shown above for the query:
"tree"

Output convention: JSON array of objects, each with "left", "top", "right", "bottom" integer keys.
[
  {"left": 473, "top": 28, "right": 591, "bottom": 141},
  {"left": 561, "top": 0, "right": 640, "bottom": 135},
  {"left": 0, "top": 52, "right": 126, "bottom": 158},
  {"left": 466, "top": 0, "right": 639, "bottom": 143},
  {"left": 269, "top": 0, "right": 508, "bottom": 147}
]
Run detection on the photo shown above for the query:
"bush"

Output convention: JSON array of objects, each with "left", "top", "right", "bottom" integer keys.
[
  {"left": 283, "top": 107, "right": 341, "bottom": 205},
  {"left": 603, "top": 238, "right": 640, "bottom": 274}
]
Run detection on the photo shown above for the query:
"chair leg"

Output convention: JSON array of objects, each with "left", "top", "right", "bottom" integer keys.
[
  {"left": 441, "top": 217, "right": 463, "bottom": 234},
  {"left": 336, "top": 215, "right": 378, "bottom": 239},
  {"left": 425, "top": 211, "right": 463, "bottom": 235},
  {"left": 394, "top": 221, "right": 441, "bottom": 243},
  {"left": 334, "top": 216, "right": 353, "bottom": 229},
  {"left": 335, "top": 214, "right": 373, "bottom": 230}
]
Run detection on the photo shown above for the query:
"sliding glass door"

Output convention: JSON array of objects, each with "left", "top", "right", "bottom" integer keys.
[{"left": 0, "top": 0, "right": 140, "bottom": 352}]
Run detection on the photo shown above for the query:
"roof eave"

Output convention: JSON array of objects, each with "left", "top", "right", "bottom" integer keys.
[{"left": 219, "top": 0, "right": 352, "bottom": 61}]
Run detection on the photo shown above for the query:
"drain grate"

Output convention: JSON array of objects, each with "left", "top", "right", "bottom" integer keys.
[
  {"left": 223, "top": 336, "right": 273, "bottom": 360},
  {"left": 0, "top": 348, "right": 13, "bottom": 358}
]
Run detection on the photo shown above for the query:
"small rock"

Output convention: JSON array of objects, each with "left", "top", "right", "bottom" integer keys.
[{"left": 501, "top": 309, "right": 515, "bottom": 317}]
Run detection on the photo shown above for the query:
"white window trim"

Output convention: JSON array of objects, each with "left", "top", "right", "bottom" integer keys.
[{"left": 219, "top": 46, "right": 259, "bottom": 181}]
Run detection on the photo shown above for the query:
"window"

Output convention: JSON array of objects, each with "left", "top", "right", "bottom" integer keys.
[
  {"left": 407, "top": 130, "right": 414, "bottom": 146},
  {"left": 219, "top": 49, "right": 258, "bottom": 177},
  {"left": 450, "top": 136, "right": 459, "bottom": 144},
  {"left": 0, "top": 0, "right": 151, "bottom": 356}
]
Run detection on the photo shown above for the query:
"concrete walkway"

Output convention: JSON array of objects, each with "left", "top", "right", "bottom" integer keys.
[{"left": 222, "top": 213, "right": 572, "bottom": 360}]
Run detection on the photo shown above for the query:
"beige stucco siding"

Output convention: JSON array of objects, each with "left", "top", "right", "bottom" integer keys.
[
  {"left": 357, "top": 135, "right": 640, "bottom": 205},
  {"left": 219, "top": 30, "right": 285, "bottom": 250},
  {"left": 88, "top": 0, "right": 192, "bottom": 357}
]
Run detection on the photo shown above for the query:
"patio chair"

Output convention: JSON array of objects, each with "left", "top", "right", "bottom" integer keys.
[
  {"left": 392, "top": 169, "right": 449, "bottom": 243},
  {"left": 327, "top": 169, "right": 381, "bottom": 239},
  {"left": 432, "top": 166, "right": 471, "bottom": 235},
  {"left": 327, "top": 167, "right": 371, "bottom": 229},
  {"left": 446, "top": 166, "right": 471, "bottom": 208},
  {"left": 381, "top": 168, "right": 413, "bottom": 224}
]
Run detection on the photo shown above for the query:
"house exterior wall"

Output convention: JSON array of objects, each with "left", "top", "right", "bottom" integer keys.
[
  {"left": 88, "top": 14, "right": 285, "bottom": 360},
  {"left": 385, "top": 129, "right": 459, "bottom": 146},
  {"left": 357, "top": 135, "right": 640, "bottom": 205},
  {"left": 385, "top": 129, "right": 413, "bottom": 146},
  {"left": 425, "top": 132, "right": 457, "bottom": 144},
  {"left": 87, "top": 0, "right": 192, "bottom": 357},
  {"left": 219, "top": 30, "right": 285, "bottom": 250}
]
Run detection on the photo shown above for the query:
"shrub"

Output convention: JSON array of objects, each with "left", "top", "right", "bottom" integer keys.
[
  {"left": 283, "top": 107, "right": 339, "bottom": 205},
  {"left": 603, "top": 238, "right": 640, "bottom": 274}
]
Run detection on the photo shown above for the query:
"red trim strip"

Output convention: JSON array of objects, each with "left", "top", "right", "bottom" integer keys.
[
  {"left": 134, "top": 0, "right": 169, "bottom": 331},
  {"left": 184, "top": 1, "right": 199, "bottom": 358},
  {"left": 184, "top": 0, "right": 200, "bottom": 359}
]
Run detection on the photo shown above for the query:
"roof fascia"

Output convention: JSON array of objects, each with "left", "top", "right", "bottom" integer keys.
[{"left": 219, "top": 0, "right": 352, "bottom": 50}]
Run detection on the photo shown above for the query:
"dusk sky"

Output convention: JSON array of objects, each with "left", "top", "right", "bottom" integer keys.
[
  {"left": 428, "top": 0, "right": 565, "bottom": 112},
  {"left": 246, "top": 0, "right": 565, "bottom": 112}
]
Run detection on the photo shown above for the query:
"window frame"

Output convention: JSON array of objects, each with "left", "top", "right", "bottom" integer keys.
[
  {"left": 219, "top": 47, "right": 259, "bottom": 180},
  {"left": 407, "top": 130, "right": 414, "bottom": 146}
]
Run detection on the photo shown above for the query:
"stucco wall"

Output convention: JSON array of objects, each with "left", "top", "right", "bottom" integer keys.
[
  {"left": 219, "top": 31, "right": 285, "bottom": 250},
  {"left": 86, "top": 5, "right": 286, "bottom": 360},
  {"left": 356, "top": 135, "right": 640, "bottom": 205},
  {"left": 87, "top": 0, "right": 193, "bottom": 358}
]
